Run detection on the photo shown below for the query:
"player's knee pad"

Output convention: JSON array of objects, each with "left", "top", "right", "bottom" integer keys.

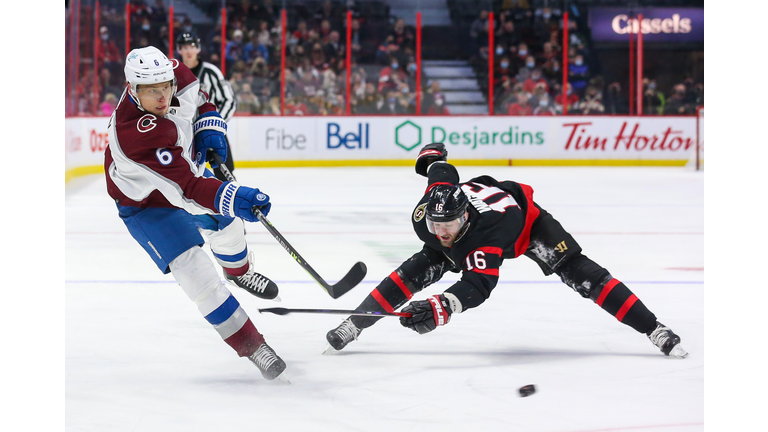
[
  {"left": 205, "top": 218, "right": 248, "bottom": 271},
  {"left": 555, "top": 253, "right": 613, "bottom": 299},
  {"left": 169, "top": 246, "right": 233, "bottom": 314}
]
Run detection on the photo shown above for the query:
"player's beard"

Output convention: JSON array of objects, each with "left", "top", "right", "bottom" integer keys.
[{"left": 438, "top": 234, "right": 455, "bottom": 248}]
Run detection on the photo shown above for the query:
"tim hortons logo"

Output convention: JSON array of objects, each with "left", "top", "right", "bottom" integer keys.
[{"left": 563, "top": 122, "right": 695, "bottom": 152}]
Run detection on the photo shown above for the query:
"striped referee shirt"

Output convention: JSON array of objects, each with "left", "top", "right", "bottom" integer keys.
[{"left": 189, "top": 60, "right": 237, "bottom": 122}]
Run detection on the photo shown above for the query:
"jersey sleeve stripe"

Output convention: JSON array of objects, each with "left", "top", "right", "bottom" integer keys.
[
  {"left": 470, "top": 267, "right": 499, "bottom": 276},
  {"left": 389, "top": 271, "right": 413, "bottom": 297},
  {"left": 476, "top": 246, "right": 503, "bottom": 256},
  {"left": 513, "top": 183, "right": 541, "bottom": 257}
]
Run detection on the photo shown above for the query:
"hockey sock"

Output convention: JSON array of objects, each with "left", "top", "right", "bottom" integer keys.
[
  {"left": 170, "top": 247, "right": 265, "bottom": 357},
  {"left": 592, "top": 278, "right": 657, "bottom": 334},
  {"left": 351, "top": 270, "right": 415, "bottom": 329}
]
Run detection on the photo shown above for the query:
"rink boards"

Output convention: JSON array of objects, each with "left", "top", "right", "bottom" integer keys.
[{"left": 65, "top": 115, "right": 697, "bottom": 181}]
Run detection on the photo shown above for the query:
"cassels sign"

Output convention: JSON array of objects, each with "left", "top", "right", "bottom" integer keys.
[{"left": 588, "top": 7, "right": 703, "bottom": 43}]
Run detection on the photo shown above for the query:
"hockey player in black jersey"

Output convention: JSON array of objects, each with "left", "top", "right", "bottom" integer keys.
[{"left": 326, "top": 143, "right": 687, "bottom": 358}]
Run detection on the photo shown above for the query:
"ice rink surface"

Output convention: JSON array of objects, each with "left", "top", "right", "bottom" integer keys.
[{"left": 65, "top": 166, "right": 704, "bottom": 432}]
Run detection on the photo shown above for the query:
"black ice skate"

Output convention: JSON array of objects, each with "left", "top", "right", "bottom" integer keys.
[
  {"left": 248, "top": 342, "right": 286, "bottom": 380},
  {"left": 647, "top": 322, "right": 688, "bottom": 358},
  {"left": 325, "top": 319, "right": 361, "bottom": 352},
  {"left": 224, "top": 253, "right": 280, "bottom": 300},
  {"left": 225, "top": 270, "right": 279, "bottom": 300}
]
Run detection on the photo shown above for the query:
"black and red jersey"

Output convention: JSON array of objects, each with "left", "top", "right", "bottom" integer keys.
[{"left": 411, "top": 163, "right": 540, "bottom": 310}]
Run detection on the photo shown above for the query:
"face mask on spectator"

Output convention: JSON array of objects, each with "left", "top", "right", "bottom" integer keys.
[
  {"left": 526, "top": 61, "right": 535, "bottom": 68},
  {"left": 496, "top": 47, "right": 504, "bottom": 55},
  {"left": 401, "top": 87, "right": 409, "bottom": 94},
  {"left": 501, "top": 61, "right": 509, "bottom": 69},
  {"left": 435, "top": 98, "right": 444, "bottom": 106},
  {"left": 553, "top": 65, "right": 559, "bottom": 72},
  {"left": 409, "top": 63, "right": 417, "bottom": 72},
  {"left": 649, "top": 82, "right": 656, "bottom": 90},
  {"left": 142, "top": 24, "right": 150, "bottom": 31},
  {"left": 392, "top": 62, "right": 399, "bottom": 69},
  {"left": 574, "top": 59, "right": 583, "bottom": 66},
  {"left": 544, "top": 13, "right": 551, "bottom": 19},
  {"left": 519, "top": 49, "right": 527, "bottom": 56},
  {"left": 389, "top": 97, "right": 396, "bottom": 104},
  {"left": 101, "top": 33, "right": 109, "bottom": 41},
  {"left": 540, "top": 99, "right": 548, "bottom": 107}
]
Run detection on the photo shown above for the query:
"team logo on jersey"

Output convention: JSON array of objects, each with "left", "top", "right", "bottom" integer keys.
[
  {"left": 413, "top": 203, "right": 427, "bottom": 222},
  {"left": 137, "top": 114, "right": 157, "bottom": 133},
  {"left": 171, "top": 58, "right": 180, "bottom": 69}
]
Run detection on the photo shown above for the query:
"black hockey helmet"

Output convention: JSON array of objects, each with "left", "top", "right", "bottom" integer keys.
[
  {"left": 176, "top": 32, "right": 200, "bottom": 48},
  {"left": 426, "top": 183, "right": 468, "bottom": 222}
]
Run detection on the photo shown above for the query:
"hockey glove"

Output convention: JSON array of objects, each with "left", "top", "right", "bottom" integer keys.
[
  {"left": 194, "top": 111, "right": 228, "bottom": 168},
  {"left": 400, "top": 294, "right": 452, "bottom": 334},
  {"left": 415, "top": 143, "right": 448, "bottom": 177},
  {"left": 215, "top": 182, "right": 272, "bottom": 222}
]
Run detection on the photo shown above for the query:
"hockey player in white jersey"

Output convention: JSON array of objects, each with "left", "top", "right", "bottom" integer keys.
[{"left": 104, "top": 46, "right": 284, "bottom": 380}]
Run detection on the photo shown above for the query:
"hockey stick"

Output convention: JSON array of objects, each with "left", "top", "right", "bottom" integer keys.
[
  {"left": 210, "top": 152, "right": 366, "bottom": 299},
  {"left": 259, "top": 307, "right": 411, "bottom": 318}
]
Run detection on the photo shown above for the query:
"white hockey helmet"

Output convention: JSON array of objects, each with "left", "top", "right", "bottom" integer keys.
[{"left": 124, "top": 46, "right": 177, "bottom": 102}]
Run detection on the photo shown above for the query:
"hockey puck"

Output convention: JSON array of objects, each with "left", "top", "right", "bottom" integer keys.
[{"left": 518, "top": 384, "right": 536, "bottom": 397}]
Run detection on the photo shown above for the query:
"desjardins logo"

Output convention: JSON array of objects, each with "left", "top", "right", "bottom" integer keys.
[{"left": 395, "top": 120, "right": 545, "bottom": 151}]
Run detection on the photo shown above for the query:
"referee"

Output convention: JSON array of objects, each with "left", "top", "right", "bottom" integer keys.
[{"left": 177, "top": 32, "right": 238, "bottom": 181}]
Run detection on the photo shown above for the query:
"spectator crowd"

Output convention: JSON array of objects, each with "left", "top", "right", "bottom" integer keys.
[
  {"left": 467, "top": 1, "right": 703, "bottom": 116},
  {"left": 69, "top": 0, "right": 703, "bottom": 117}
]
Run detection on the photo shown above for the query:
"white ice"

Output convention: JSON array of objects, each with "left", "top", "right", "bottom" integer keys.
[{"left": 64, "top": 166, "right": 705, "bottom": 432}]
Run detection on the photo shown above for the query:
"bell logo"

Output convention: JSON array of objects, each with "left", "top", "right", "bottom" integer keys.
[{"left": 395, "top": 120, "right": 422, "bottom": 151}]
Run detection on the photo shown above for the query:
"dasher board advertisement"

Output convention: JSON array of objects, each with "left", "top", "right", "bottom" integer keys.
[{"left": 65, "top": 115, "right": 697, "bottom": 180}]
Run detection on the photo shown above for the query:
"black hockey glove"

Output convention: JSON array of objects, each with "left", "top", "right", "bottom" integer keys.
[
  {"left": 415, "top": 143, "right": 448, "bottom": 177},
  {"left": 400, "top": 294, "right": 452, "bottom": 334}
]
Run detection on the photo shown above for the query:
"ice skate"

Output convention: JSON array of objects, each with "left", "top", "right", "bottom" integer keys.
[
  {"left": 248, "top": 342, "right": 286, "bottom": 380},
  {"left": 647, "top": 322, "right": 688, "bottom": 358},
  {"left": 224, "top": 252, "right": 280, "bottom": 301},
  {"left": 325, "top": 319, "right": 361, "bottom": 353}
]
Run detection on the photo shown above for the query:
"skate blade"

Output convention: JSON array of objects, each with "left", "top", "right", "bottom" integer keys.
[
  {"left": 323, "top": 345, "right": 339, "bottom": 355},
  {"left": 668, "top": 344, "right": 688, "bottom": 359},
  {"left": 271, "top": 295, "right": 282, "bottom": 302},
  {"left": 273, "top": 373, "right": 291, "bottom": 384}
]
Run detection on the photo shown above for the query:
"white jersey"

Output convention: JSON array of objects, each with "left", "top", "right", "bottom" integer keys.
[{"left": 104, "top": 59, "right": 225, "bottom": 214}]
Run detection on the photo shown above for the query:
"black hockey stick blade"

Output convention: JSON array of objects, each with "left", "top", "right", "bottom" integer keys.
[
  {"left": 253, "top": 210, "right": 367, "bottom": 299},
  {"left": 259, "top": 307, "right": 411, "bottom": 318},
  {"left": 328, "top": 261, "right": 367, "bottom": 299}
]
